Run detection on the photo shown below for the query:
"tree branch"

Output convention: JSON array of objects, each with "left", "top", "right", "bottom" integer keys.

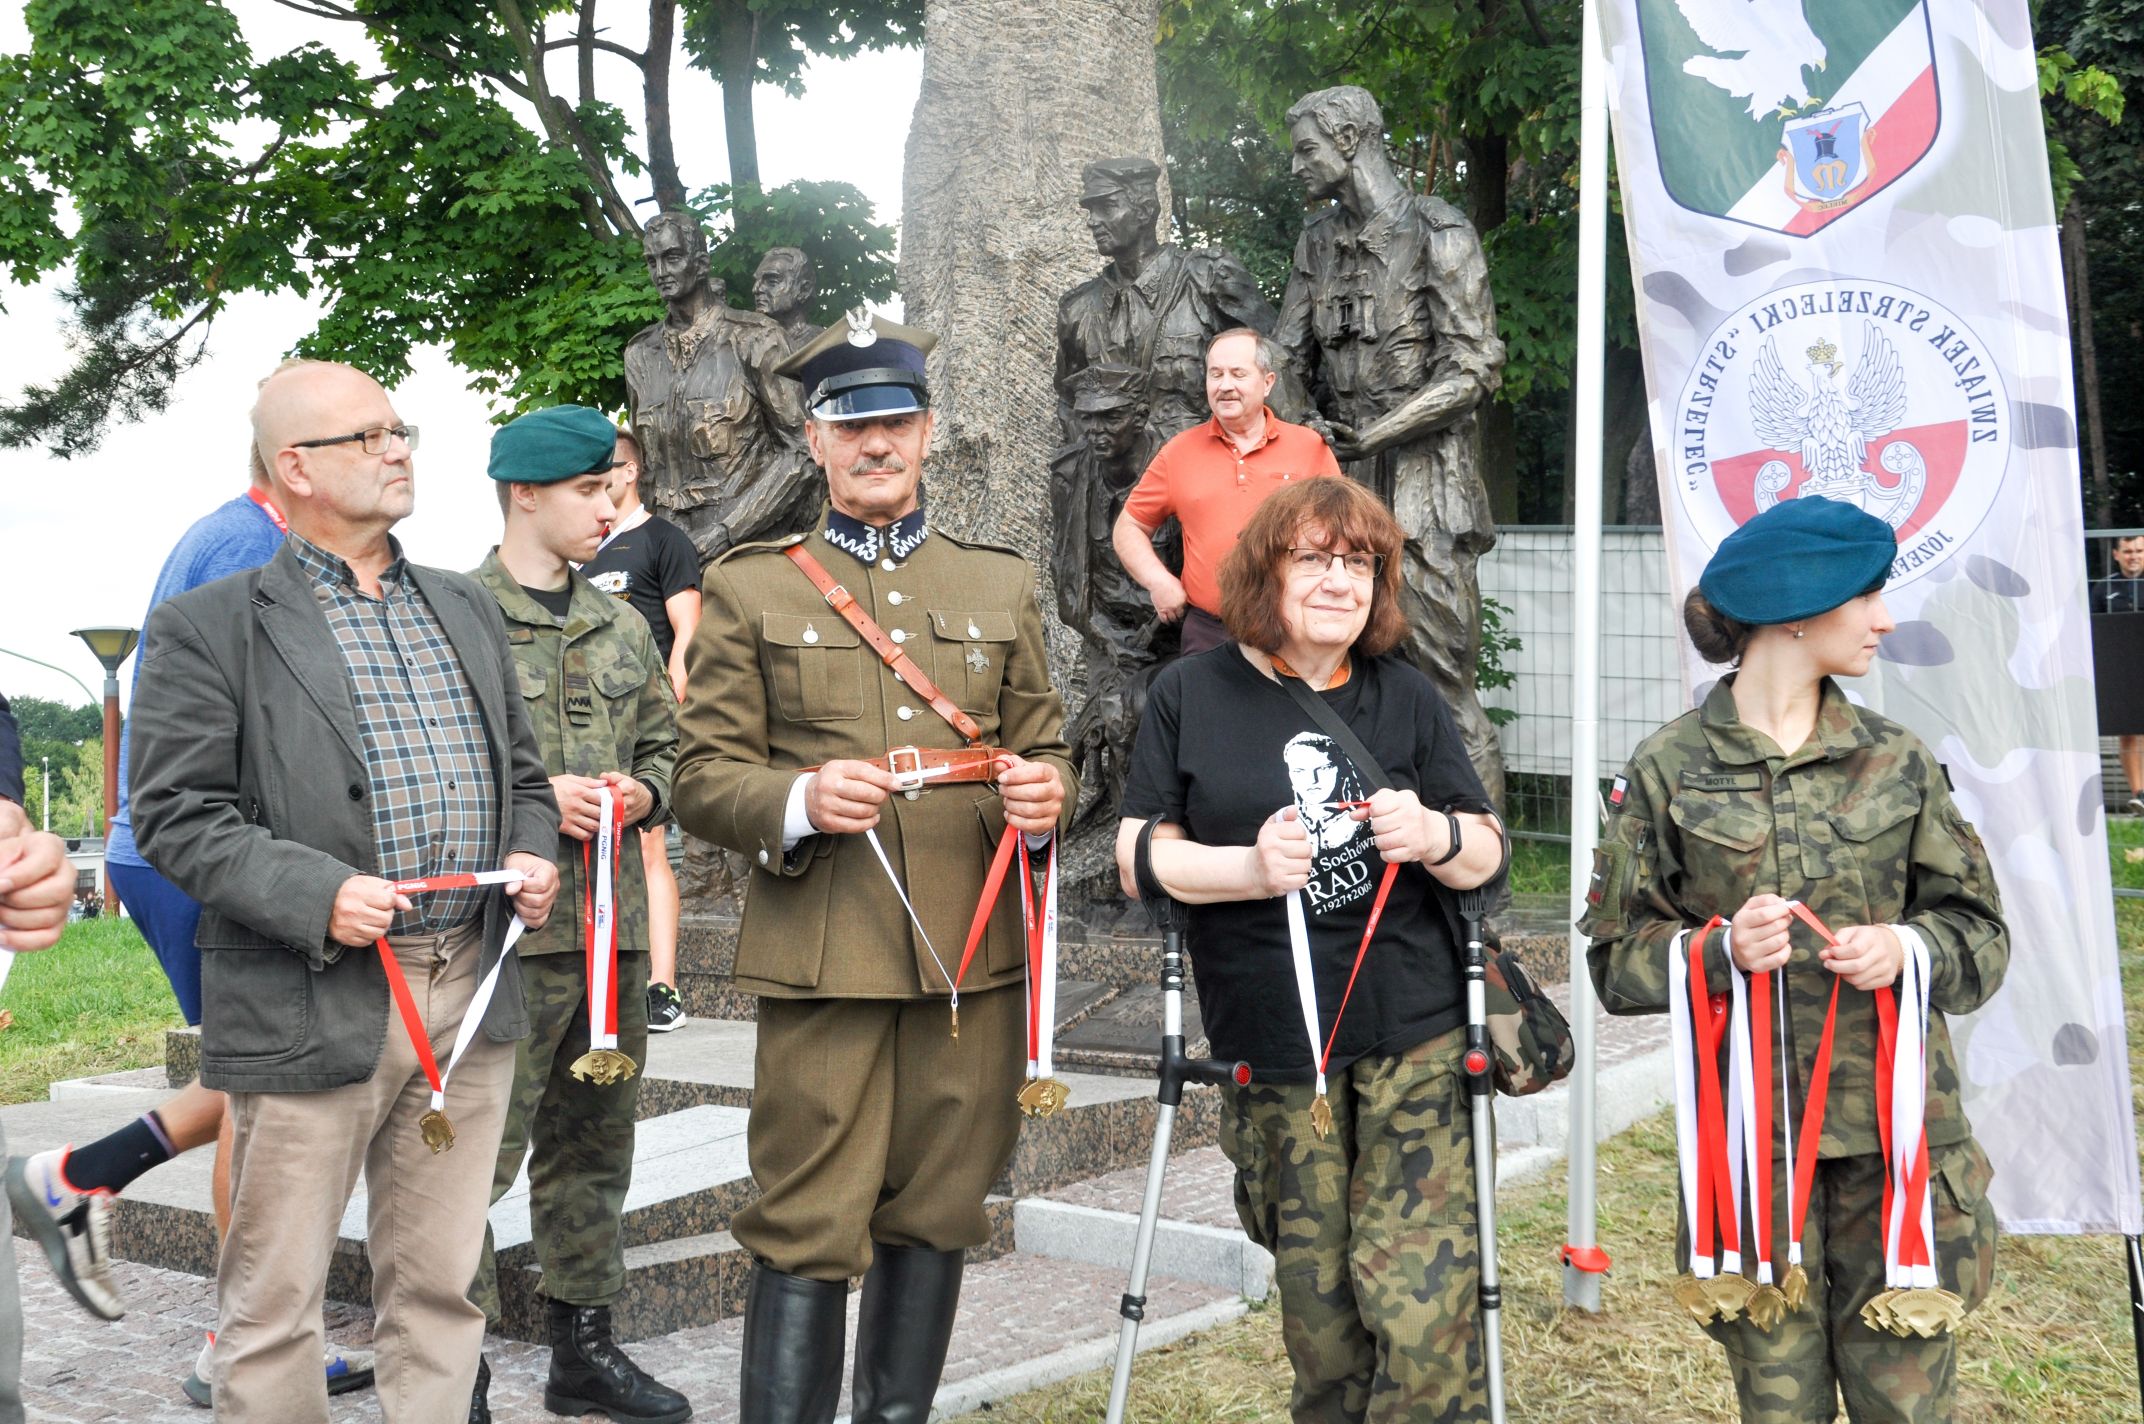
[
  {"left": 1514, "top": 0, "right": 1552, "bottom": 46},
  {"left": 495, "top": 0, "right": 638, "bottom": 238},
  {"left": 542, "top": 34, "right": 643, "bottom": 67},
  {"left": 577, "top": 0, "right": 599, "bottom": 109},
  {"left": 268, "top": 0, "right": 361, "bottom": 20}
]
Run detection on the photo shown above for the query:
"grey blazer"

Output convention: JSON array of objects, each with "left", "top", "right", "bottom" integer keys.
[{"left": 130, "top": 540, "right": 558, "bottom": 1092}]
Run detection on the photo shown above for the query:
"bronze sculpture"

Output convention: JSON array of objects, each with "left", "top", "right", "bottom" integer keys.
[
  {"left": 1275, "top": 86, "right": 1509, "bottom": 805},
  {"left": 624, "top": 212, "right": 813, "bottom": 562},
  {"left": 752, "top": 247, "right": 819, "bottom": 352}
]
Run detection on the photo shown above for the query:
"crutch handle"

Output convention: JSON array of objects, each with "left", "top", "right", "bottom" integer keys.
[{"left": 1131, "top": 814, "right": 1186, "bottom": 935}]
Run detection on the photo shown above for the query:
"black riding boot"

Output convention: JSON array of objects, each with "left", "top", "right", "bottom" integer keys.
[
  {"left": 850, "top": 1245, "right": 965, "bottom": 1424},
  {"left": 737, "top": 1264, "right": 848, "bottom": 1424},
  {"left": 544, "top": 1298, "right": 693, "bottom": 1423},
  {"left": 468, "top": 1353, "right": 490, "bottom": 1424}
]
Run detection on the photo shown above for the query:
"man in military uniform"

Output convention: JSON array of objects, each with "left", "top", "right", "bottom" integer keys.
[
  {"left": 626, "top": 210, "right": 813, "bottom": 562},
  {"left": 674, "top": 315, "right": 1074, "bottom": 1424},
  {"left": 1055, "top": 156, "right": 1283, "bottom": 451},
  {"left": 466, "top": 406, "right": 687, "bottom": 1424},
  {"left": 752, "top": 247, "right": 819, "bottom": 352},
  {"left": 1274, "top": 85, "right": 1509, "bottom": 807},
  {"left": 1048, "top": 363, "right": 1176, "bottom": 845}
]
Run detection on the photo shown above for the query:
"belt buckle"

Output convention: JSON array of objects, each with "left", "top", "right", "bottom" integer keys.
[{"left": 887, "top": 746, "right": 928, "bottom": 792}]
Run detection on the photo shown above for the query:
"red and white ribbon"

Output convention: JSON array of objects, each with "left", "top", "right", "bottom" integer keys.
[
  {"left": 583, "top": 787, "right": 623, "bottom": 1053},
  {"left": 373, "top": 873, "right": 529, "bottom": 1117},
  {"left": 1285, "top": 889, "right": 1326, "bottom": 1107},
  {"left": 433, "top": 916, "right": 527, "bottom": 1113},
  {"left": 1881, "top": 927, "right": 1937, "bottom": 1292},
  {"left": 1019, "top": 837, "right": 1060, "bottom": 1082},
  {"left": 1667, "top": 927, "right": 1710, "bottom": 1279}
]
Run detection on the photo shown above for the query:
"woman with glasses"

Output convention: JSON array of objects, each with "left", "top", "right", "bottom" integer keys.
[{"left": 1117, "top": 476, "right": 1507, "bottom": 1422}]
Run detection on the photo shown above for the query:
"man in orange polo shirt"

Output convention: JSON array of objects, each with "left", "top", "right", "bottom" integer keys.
[{"left": 1112, "top": 327, "right": 1342, "bottom": 654}]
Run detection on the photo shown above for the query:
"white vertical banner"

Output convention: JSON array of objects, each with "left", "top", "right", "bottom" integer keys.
[{"left": 1598, "top": 0, "right": 2140, "bottom": 1234}]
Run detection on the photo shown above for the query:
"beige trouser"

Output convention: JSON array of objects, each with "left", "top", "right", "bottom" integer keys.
[{"left": 213, "top": 920, "right": 516, "bottom": 1424}]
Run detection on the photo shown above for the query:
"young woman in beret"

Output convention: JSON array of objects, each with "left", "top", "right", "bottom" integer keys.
[{"left": 1580, "top": 497, "right": 2007, "bottom": 1423}]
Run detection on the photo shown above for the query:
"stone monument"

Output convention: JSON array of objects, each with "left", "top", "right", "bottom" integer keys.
[
  {"left": 1275, "top": 85, "right": 1509, "bottom": 806},
  {"left": 624, "top": 211, "right": 815, "bottom": 563}
]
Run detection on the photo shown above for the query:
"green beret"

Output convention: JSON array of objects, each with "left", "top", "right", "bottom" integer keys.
[
  {"left": 487, "top": 405, "right": 619, "bottom": 484},
  {"left": 1699, "top": 497, "right": 1897, "bottom": 625}
]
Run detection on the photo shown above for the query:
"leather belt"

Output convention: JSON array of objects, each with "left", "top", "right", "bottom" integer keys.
[{"left": 813, "top": 744, "right": 1009, "bottom": 791}]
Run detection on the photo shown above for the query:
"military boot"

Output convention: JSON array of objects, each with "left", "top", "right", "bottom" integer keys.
[
  {"left": 468, "top": 1353, "right": 490, "bottom": 1424},
  {"left": 543, "top": 1299, "right": 692, "bottom": 1423},
  {"left": 849, "top": 1244, "right": 964, "bottom": 1424},
  {"left": 737, "top": 1264, "right": 846, "bottom": 1424}
]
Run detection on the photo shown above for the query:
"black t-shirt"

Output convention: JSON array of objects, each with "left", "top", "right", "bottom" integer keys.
[
  {"left": 581, "top": 513, "right": 702, "bottom": 661},
  {"left": 526, "top": 582, "right": 575, "bottom": 620},
  {"left": 1120, "top": 646, "right": 1495, "bottom": 1081}
]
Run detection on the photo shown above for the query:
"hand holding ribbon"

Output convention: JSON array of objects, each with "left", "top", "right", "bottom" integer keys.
[
  {"left": 993, "top": 752, "right": 1064, "bottom": 835},
  {"left": 1250, "top": 807, "right": 1313, "bottom": 898}
]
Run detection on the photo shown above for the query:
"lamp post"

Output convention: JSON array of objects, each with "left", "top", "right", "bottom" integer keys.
[{"left": 71, "top": 627, "right": 139, "bottom": 917}]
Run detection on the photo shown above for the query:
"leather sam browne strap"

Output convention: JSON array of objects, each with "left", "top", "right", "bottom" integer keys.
[{"left": 783, "top": 543, "right": 983, "bottom": 745}]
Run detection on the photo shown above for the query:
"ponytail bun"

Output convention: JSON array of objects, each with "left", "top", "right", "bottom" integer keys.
[{"left": 1684, "top": 588, "right": 1753, "bottom": 664}]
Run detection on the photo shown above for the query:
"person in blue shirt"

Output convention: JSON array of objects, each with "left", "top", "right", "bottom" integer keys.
[{"left": 4, "top": 403, "right": 376, "bottom": 1408}]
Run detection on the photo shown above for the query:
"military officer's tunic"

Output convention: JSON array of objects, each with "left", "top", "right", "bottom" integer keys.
[
  {"left": 467, "top": 555, "right": 678, "bottom": 1319},
  {"left": 673, "top": 506, "right": 1076, "bottom": 1280},
  {"left": 1580, "top": 677, "right": 2006, "bottom": 1423}
]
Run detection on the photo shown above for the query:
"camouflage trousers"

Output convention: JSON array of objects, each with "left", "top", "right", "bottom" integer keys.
[
  {"left": 1696, "top": 1138, "right": 1997, "bottom": 1422},
  {"left": 1221, "top": 1027, "right": 1486, "bottom": 1424},
  {"left": 468, "top": 950, "right": 650, "bottom": 1321}
]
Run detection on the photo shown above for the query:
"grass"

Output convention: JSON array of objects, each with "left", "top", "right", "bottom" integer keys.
[
  {"left": 980, "top": 873, "right": 2144, "bottom": 1422},
  {"left": 1508, "top": 836, "right": 1572, "bottom": 898},
  {"left": 0, "top": 917, "right": 182, "bottom": 1106}
]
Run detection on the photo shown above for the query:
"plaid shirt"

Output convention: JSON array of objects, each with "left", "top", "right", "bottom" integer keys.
[{"left": 291, "top": 534, "right": 499, "bottom": 933}]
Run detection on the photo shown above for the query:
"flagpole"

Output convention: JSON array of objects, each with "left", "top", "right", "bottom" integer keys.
[{"left": 1563, "top": 0, "right": 1610, "bottom": 1315}]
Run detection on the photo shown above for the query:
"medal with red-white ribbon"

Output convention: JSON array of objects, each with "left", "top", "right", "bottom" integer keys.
[
  {"left": 1866, "top": 925, "right": 1957, "bottom": 1337},
  {"left": 569, "top": 787, "right": 636, "bottom": 1085},
  {"left": 1013, "top": 836, "right": 1069, "bottom": 1118},
  {"left": 1285, "top": 859, "right": 1400, "bottom": 1140},
  {"left": 372, "top": 868, "right": 529, "bottom": 1153},
  {"left": 1688, "top": 920, "right": 1755, "bottom": 1321}
]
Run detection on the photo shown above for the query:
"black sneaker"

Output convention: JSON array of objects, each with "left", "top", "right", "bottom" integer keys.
[{"left": 647, "top": 982, "right": 686, "bottom": 1033}]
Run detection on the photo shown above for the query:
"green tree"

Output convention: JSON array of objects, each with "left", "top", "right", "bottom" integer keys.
[
  {"left": 8, "top": 697, "right": 99, "bottom": 745},
  {"left": 0, "top": 0, "right": 912, "bottom": 454}
]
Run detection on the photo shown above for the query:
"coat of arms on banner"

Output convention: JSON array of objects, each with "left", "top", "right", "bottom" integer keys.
[
  {"left": 1635, "top": 0, "right": 1938, "bottom": 235},
  {"left": 1670, "top": 279, "right": 2008, "bottom": 588}
]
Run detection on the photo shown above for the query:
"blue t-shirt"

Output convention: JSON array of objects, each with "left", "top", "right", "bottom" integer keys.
[{"left": 107, "top": 493, "right": 285, "bottom": 867}]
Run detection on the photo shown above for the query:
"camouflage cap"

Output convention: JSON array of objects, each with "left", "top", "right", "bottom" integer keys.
[
  {"left": 1699, "top": 497, "right": 1897, "bottom": 625},
  {"left": 1067, "top": 362, "right": 1147, "bottom": 413},
  {"left": 1079, "top": 156, "right": 1162, "bottom": 204},
  {"left": 487, "top": 404, "right": 620, "bottom": 483}
]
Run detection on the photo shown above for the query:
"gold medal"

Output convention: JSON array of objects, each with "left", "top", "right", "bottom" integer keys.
[
  {"left": 1743, "top": 1282, "right": 1789, "bottom": 1333},
  {"left": 1670, "top": 1273, "right": 1719, "bottom": 1325},
  {"left": 1883, "top": 1286, "right": 1964, "bottom": 1339},
  {"left": 569, "top": 1047, "right": 639, "bottom": 1085},
  {"left": 1706, "top": 1272, "right": 1755, "bottom": 1322},
  {"left": 1309, "top": 1092, "right": 1333, "bottom": 1140},
  {"left": 1780, "top": 1262, "right": 1809, "bottom": 1313},
  {"left": 1016, "top": 1078, "right": 1071, "bottom": 1119},
  {"left": 1859, "top": 1289, "right": 1900, "bottom": 1335},
  {"left": 418, "top": 1109, "right": 455, "bottom": 1154}
]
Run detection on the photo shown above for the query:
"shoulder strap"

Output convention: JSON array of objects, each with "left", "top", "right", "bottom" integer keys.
[
  {"left": 1274, "top": 671, "right": 1390, "bottom": 793},
  {"left": 781, "top": 543, "right": 984, "bottom": 745}
]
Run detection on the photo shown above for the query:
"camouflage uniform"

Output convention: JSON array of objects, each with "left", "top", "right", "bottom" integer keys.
[
  {"left": 468, "top": 554, "right": 677, "bottom": 1319},
  {"left": 1223, "top": 1028, "right": 1486, "bottom": 1424},
  {"left": 1580, "top": 676, "right": 2007, "bottom": 1423}
]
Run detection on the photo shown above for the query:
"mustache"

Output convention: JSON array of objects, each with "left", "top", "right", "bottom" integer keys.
[{"left": 849, "top": 456, "right": 908, "bottom": 476}]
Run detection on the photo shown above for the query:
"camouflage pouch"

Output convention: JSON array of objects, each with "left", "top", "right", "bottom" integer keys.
[{"left": 1481, "top": 943, "right": 1575, "bottom": 1097}]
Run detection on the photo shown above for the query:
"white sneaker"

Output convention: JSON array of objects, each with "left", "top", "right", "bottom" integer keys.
[{"left": 6, "top": 1149, "right": 122, "bottom": 1320}]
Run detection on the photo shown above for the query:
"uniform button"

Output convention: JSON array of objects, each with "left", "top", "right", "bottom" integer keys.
[
  {"left": 897, "top": 707, "right": 915, "bottom": 721},
  {"left": 757, "top": 848, "right": 771, "bottom": 866},
  {"left": 348, "top": 784, "right": 364, "bottom": 800},
  {"left": 904, "top": 789, "right": 920, "bottom": 801},
  {"left": 890, "top": 629, "right": 908, "bottom": 644},
  {"left": 887, "top": 591, "right": 904, "bottom": 605},
  {"left": 967, "top": 623, "right": 982, "bottom": 639},
  {"left": 881, "top": 558, "right": 897, "bottom": 572}
]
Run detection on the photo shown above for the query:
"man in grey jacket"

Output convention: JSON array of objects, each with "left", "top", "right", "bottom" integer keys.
[{"left": 129, "top": 360, "right": 561, "bottom": 1424}]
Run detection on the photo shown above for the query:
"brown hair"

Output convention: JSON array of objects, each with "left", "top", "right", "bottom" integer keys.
[
  {"left": 1683, "top": 588, "right": 1754, "bottom": 663},
  {"left": 1219, "top": 478, "right": 1408, "bottom": 656}
]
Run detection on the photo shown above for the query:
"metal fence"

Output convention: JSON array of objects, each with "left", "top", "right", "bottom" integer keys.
[{"left": 1481, "top": 526, "right": 2144, "bottom": 841}]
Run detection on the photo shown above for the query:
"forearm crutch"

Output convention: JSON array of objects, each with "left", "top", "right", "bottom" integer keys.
[
  {"left": 1105, "top": 816, "right": 1251, "bottom": 1424},
  {"left": 1456, "top": 881, "right": 1508, "bottom": 1424}
]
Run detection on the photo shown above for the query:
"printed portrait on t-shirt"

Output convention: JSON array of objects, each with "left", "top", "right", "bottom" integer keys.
[
  {"left": 585, "top": 568, "right": 633, "bottom": 598},
  {"left": 1282, "top": 732, "right": 1379, "bottom": 916}
]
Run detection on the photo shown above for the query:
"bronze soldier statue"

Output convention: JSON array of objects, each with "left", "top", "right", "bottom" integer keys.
[
  {"left": 625, "top": 212, "right": 812, "bottom": 563},
  {"left": 1275, "top": 86, "right": 1509, "bottom": 806},
  {"left": 1054, "top": 156, "right": 1281, "bottom": 452},
  {"left": 1048, "top": 363, "right": 1178, "bottom": 855},
  {"left": 752, "top": 247, "right": 818, "bottom": 352}
]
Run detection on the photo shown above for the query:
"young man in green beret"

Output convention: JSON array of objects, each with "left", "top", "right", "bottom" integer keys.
[{"left": 465, "top": 405, "right": 688, "bottom": 1424}]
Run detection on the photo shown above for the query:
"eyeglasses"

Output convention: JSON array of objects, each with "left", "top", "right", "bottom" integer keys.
[
  {"left": 1286, "top": 547, "right": 1383, "bottom": 581},
  {"left": 291, "top": 424, "right": 420, "bottom": 455}
]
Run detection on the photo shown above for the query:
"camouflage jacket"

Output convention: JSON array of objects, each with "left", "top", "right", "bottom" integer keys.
[
  {"left": 472, "top": 553, "right": 678, "bottom": 957},
  {"left": 1579, "top": 676, "right": 2007, "bottom": 1156}
]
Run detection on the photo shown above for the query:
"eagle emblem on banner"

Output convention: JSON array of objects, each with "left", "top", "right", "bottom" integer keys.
[{"left": 1748, "top": 325, "right": 1924, "bottom": 528}]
